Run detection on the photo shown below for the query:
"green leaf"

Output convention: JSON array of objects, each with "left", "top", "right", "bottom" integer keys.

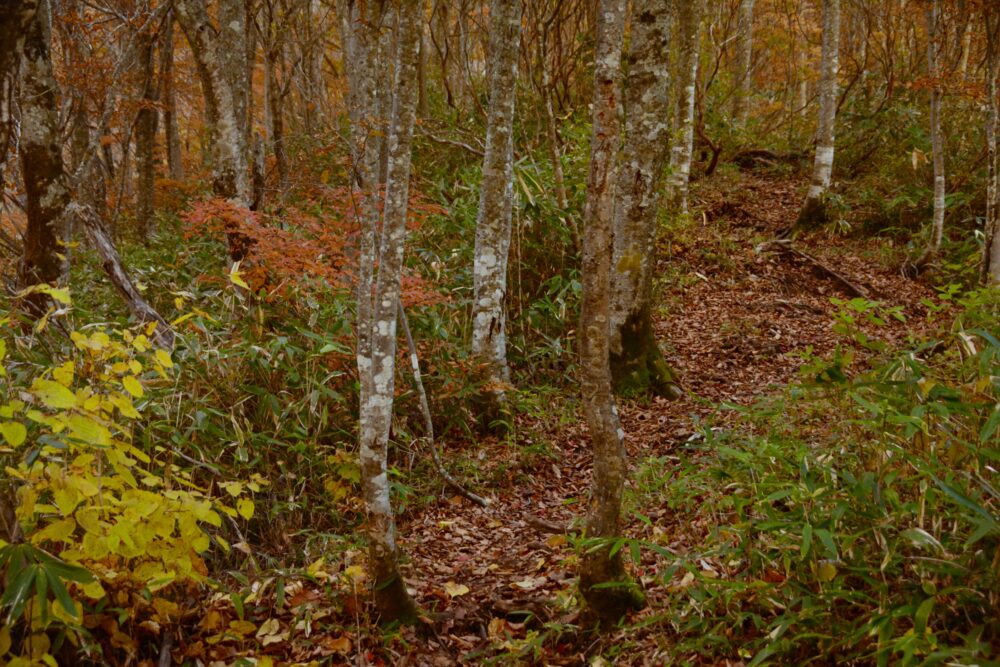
[
  {"left": 814, "top": 528, "right": 839, "bottom": 560},
  {"left": 800, "top": 523, "right": 813, "bottom": 560},
  {"left": 899, "top": 527, "right": 944, "bottom": 554}
]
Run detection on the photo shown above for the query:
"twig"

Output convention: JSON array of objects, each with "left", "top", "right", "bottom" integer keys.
[
  {"left": 757, "top": 239, "right": 871, "bottom": 299},
  {"left": 415, "top": 126, "right": 485, "bottom": 158},
  {"left": 157, "top": 633, "right": 172, "bottom": 667},
  {"left": 397, "top": 300, "right": 491, "bottom": 508}
]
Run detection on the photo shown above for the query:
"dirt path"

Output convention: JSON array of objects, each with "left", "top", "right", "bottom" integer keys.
[{"left": 394, "top": 171, "right": 943, "bottom": 665}]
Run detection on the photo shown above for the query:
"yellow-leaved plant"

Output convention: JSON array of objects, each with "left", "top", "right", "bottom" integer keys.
[{"left": 0, "top": 301, "right": 261, "bottom": 664}]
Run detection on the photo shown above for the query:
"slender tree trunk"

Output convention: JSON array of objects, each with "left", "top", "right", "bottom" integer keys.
[
  {"left": 161, "top": 14, "right": 184, "bottom": 180},
  {"left": 667, "top": 0, "right": 701, "bottom": 214},
  {"left": 733, "top": 0, "right": 756, "bottom": 125},
  {"left": 15, "top": 0, "right": 68, "bottom": 314},
  {"left": 578, "top": 0, "right": 647, "bottom": 625},
  {"left": 913, "top": 0, "right": 945, "bottom": 271},
  {"left": 358, "top": 0, "right": 422, "bottom": 625},
  {"left": 983, "top": 10, "right": 1000, "bottom": 284},
  {"left": 797, "top": 0, "right": 840, "bottom": 227},
  {"left": 471, "top": 0, "right": 521, "bottom": 405},
  {"left": 608, "top": 1, "right": 680, "bottom": 400},
  {"left": 135, "top": 27, "right": 159, "bottom": 241}
]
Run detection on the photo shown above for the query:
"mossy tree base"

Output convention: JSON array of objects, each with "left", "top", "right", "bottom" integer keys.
[
  {"left": 579, "top": 551, "right": 647, "bottom": 626},
  {"left": 610, "top": 307, "right": 682, "bottom": 399},
  {"left": 372, "top": 571, "right": 421, "bottom": 627},
  {"left": 795, "top": 194, "right": 828, "bottom": 230}
]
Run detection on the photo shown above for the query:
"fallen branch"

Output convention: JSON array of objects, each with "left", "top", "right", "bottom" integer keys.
[
  {"left": 70, "top": 203, "right": 176, "bottom": 349},
  {"left": 398, "top": 300, "right": 491, "bottom": 508},
  {"left": 416, "top": 127, "right": 485, "bottom": 158},
  {"left": 757, "top": 239, "right": 871, "bottom": 299},
  {"left": 525, "top": 514, "right": 570, "bottom": 535}
]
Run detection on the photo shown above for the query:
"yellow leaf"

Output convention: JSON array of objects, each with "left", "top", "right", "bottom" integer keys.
[
  {"left": 0, "top": 422, "right": 26, "bottom": 447},
  {"left": 122, "top": 375, "right": 144, "bottom": 398},
  {"left": 53, "top": 487, "right": 80, "bottom": 515},
  {"left": 66, "top": 414, "right": 112, "bottom": 446},
  {"left": 155, "top": 348, "right": 174, "bottom": 368},
  {"left": 229, "top": 262, "right": 250, "bottom": 289},
  {"left": 237, "top": 498, "right": 254, "bottom": 520},
  {"left": 255, "top": 617, "right": 280, "bottom": 639},
  {"left": 32, "top": 518, "right": 76, "bottom": 544},
  {"left": 444, "top": 581, "right": 470, "bottom": 598},
  {"left": 228, "top": 619, "right": 257, "bottom": 636},
  {"left": 0, "top": 624, "right": 11, "bottom": 655},
  {"left": 32, "top": 380, "right": 76, "bottom": 409},
  {"left": 53, "top": 361, "right": 74, "bottom": 386},
  {"left": 817, "top": 561, "right": 838, "bottom": 582}
]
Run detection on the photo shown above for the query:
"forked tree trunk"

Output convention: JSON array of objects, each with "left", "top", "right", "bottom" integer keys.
[
  {"left": 733, "top": 0, "right": 756, "bottom": 125},
  {"left": 174, "top": 0, "right": 251, "bottom": 206},
  {"left": 667, "top": 0, "right": 701, "bottom": 214},
  {"left": 357, "top": 0, "right": 422, "bottom": 625},
  {"left": 471, "top": 0, "right": 521, "bottom": 405},
  {"left": 983, "top": 9, "right": 1000, "bottom": 284},
  {"left": 797, "top": 0, "right": 840, "bottom": 227},
  {"left": 15, "top": 0, "right": 68, "bottom": 314},
  {"left": 913, "top": 0, "right": 945, "bottom": 271},
  {"left": 608, "top": 1, "right": 680, "bottom": 400},
  {"left": 578, "top": 0, "right": 646, "bottom": 625}
]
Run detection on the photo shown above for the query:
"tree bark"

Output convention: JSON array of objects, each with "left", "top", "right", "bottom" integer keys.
[
  {"left": 608, "top": 1, "right": 680, "bottom": 400},
  {"left": 15, "top": 0, "right": 68, "bottom": 314},
  {"left": 983, "top": 9, "right": 1000, "bottom": 284},
  {"left": 797, "top": 0, "right": 840, "bottom": 227},
  {"left": 471, "top": 0, "right": 521, "bottom": 405},
  {"left": 160, "top": 14, "right": 184, "bottom": 180},
  {"left": 733, "top": 0, "right": 756, "bottom": 126},
  {"left": 578, "top": 0, "right": 646, "bottom": 625},
  {"left": 667, "top": 0, "right": 701, "bottom": 214},
  {"left": 912, "top": 0, "right": 945, "bottom": 271},
  {"left": 135, "top": 26, "right": 159, "bottom": 241},
  {"left": 357, "top": 0, "right": 422, "bottom": 625}
]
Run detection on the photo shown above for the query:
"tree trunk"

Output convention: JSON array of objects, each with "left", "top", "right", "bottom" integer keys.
[
  {"left": 797, "top": 0, "right": 840, "bottom": 227},
  {"left": 578, "top": 0, "right": 646, "bottom": 626},
  {"left": 983, "top": 9, "right": 1000, "bottom": 284},
  {"left": 913, "top": 0, "right": 945, "bottom": 271},
  {"left": 15, "top": 0, "right": 68, "bottom": 314},
  {"left": 608, "top": 1, "right": 680, "bottom": 400},
  {"left": 358, "top": 0, "right": 422, "bottom": 625},
  {"left": 733, "top": 0, "right": 756, "bottom": 126},
  {"left": 667, "top": 0, "right": 701, "bottom": 214},
  {"left": 471, "top": 0, "right": 521, "bottom": 408},
  {"left": 160, "top": 14, "right": 184, "bottom": 180},
  {"left": 135, "top": 27, "right": 159, "bottom": 241}
]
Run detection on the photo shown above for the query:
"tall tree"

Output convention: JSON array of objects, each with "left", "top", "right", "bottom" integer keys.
[
  {"left": 984, "top": 7, "right": 1000, "bottom": 284},
  {"left": 797, "top": 0, "right": 840, "bottom": 226},
  {"left": 13, "top": 0, "right": 69, "bottom": 313},
  {"left": 356, "top": 0, "right": 423, "bottom": 625},
  {"left": 471, "top": 0, "right": 522, "bottom": 406},
  {"left": 578, "top": 0, "right": 651, "bottom": 625},
  {"left": 174, "top": 0, "right": 252, "bottom": 208},
  {"left": 135, "top": 24, "right": 160, "bottom": 240},
  {"left": 912, "top": 0, "right": 945, "bottom": 272},
  {"left": 733, "top": 0, "right": 756, "bottom": 125},
  {"left": 608, "top": 1, "right": 680, "bottom": 399},
  {"left": 160, "top": 13, "right": 184, "bottom": 180},
  {"left": 667, "top": 0, "right": 702, "bottom": 214}
]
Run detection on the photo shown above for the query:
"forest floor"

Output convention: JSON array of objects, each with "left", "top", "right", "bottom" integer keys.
[{"left": 171, "top": 169, "right": 945, "bottom": 666}]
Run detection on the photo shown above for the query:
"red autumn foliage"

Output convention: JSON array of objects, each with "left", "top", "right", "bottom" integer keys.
[{"left": 181, "top": 187, "right": 448, "bottom": 306}]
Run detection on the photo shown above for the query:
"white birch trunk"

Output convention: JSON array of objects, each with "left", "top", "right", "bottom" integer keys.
[
  {"left": 578, "top": 0, "right": 649, "bottom": 624},
  {"left": 798, "top": 0, "right": 839, "bottom": 226},
  {"left": 471, "top": 0, "right": 521, "bottom": 389},
  {"left": 667, "top": 0, "right": 701, "bottom": 214},
  {"left": 607, "top": 0, "right": 679, "bottom": 399},
  {"left": 357, "top": 0, "right": 422, "bottom": 624}
]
